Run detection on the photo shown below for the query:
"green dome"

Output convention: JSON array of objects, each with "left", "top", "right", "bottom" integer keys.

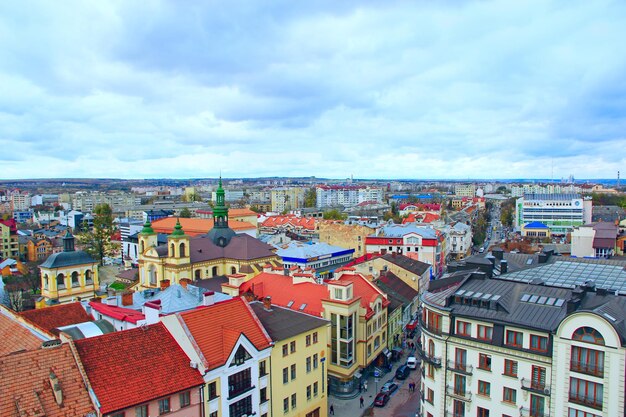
[
  {"left": 170, "top": 219, "right": 185, "bottom": 237},
  {"left": 141, "top": 220, "right": 155, "bottom": 235}
]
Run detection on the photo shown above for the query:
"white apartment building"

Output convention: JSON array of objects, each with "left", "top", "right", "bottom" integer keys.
[
  {"left": 515, "top": 194, "right": 593, "bottom": 235},
  {"left": 454, "top": 184, "right": 476, "bottom": 198},
  {"left": 419, "top": 273, "right": 625, "bottom": 417},
  {"left": 271, "top": 188, "right": 305, "bottom": 212},
  {"left": 315, "top": 185, "right": 384, "bottom": 209},
  {"left": 71, "top": 191, "right": 140, "bottom": 212},
  {"left": 511, "top": 184, "right": 583, "bottom": 198}
]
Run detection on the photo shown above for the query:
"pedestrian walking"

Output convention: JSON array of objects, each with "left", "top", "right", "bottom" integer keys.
[
  {"left": 329, "top": 404, "right": 334, "bottom": 415},
  {"left": 360, "top": 396, "right": 364, "bottom": 408},
  {"left": 364, "top": 381, "right": 368, "bottom": 391}
]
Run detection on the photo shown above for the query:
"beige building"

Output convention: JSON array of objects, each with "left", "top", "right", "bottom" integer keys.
[
  {"left": 351, "top": 252, "right": 431, "bottom": 294},
  {"left": 271, "top": 188, "right": 306, "bottom": 213},
  {"left": 317, "top": 221, "right": 375, "bottom": 257}
]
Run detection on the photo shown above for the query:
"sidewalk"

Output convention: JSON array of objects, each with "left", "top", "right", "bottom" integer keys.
[{"left": 329, "top": 345, "right": 418, "bottom": 417}]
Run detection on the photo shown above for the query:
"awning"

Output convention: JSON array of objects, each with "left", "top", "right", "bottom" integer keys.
[
  {"left": 382, "top": 347, "right": 391, "bottom": 358},
  {"left": 406, "top": 320, "right": 418, "bottom": 331}
]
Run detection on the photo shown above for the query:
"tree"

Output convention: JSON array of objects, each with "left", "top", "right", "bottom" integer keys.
[
  {"left": 323, "top": 209, "right": 347, "bottom": 220},
  {"left": 179, "top": 207, "right": 192, "bottom": 218},
  {"left": 77, "top": 203, "right": 117, "bottom": 265},
  {"left": 304, "top": 188, "right": 317, "bottom": 208}
]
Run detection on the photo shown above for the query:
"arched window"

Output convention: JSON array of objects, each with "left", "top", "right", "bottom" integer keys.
[
  {"left": 140, "top": 240, "right": 145, "bottom": 253},
  {"left": 231, "top": 266, "right": 237, "bottom": 274},
  {"left": 85, "top": 270, "right": 92, "bottom": 283},
  {"left": 170, "top": 243, "right": 175, "bottom": 257},
  {"left": 149, "top": 266, "right": 157, "bottom": 285},
  {"left": 212, "top": 266, "right": 218, "bottom": 277},
  {"left": 179, "top": 242, "right": 186, "bottom": 257},
  {"left": 71, "top": 271, "right": 79, "bottom": 287},
  {"left": 573, "top": 327, "right": 605, "bottom": 345},
  {"left": 43, "top": 274, "right": 49, "bottom": 290},
  {"left": 428, "top": 340, "right": 435, "bottom": 356},
  {"left": 56, "top": 273, "right": 65, "bottom": 289}
]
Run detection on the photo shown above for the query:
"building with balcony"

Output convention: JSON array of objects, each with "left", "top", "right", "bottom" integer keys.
[
  {"left": 418, "top": 270, "right": 626, "bottom": 417},
  {"left": 315, "top": 185, "right": 384, "bottom": 209},
  {"left": 39, "top": 231, "right": 99, "bottom": 305}
]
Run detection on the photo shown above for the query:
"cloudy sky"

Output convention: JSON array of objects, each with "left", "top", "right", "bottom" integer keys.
[{"left": 1, "top": 1, "right": 625, "bottom": 180}]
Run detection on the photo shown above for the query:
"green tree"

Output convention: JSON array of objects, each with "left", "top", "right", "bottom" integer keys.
[
  {"left": 77, "top": 203, "right": 117, "bottom": 265},
  {"left": 323, "top": 209, "right": 347, "bottom": 220},
  {"left": 179, "top": 207, "right": 192, "bottom": 218},
  {"left": 304, "top": 188, "right": 317, "bottom": 208}
]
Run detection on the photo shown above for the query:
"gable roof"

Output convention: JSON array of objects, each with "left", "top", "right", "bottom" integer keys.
[
  {"left": 0, "top": 306, "right": 44, "bottom": 356},
  {"left": 375, "top": 271, "right": 419, "bottom": 305},
  {"left": 337, "top": 273, "right": 389, "bottom": 319},
  {"left": 249, "top": 302, "right": 329, "bottom": 342},
  {"left": 20, "top": 302, "right": 92, "bottom": 336},
  {"left": 178, "top": 297, "right": 272, "bottom": 370},
  {"left": 261, "top": 216, "right": 316, "bottom": 231},
  {"left": 74, "top": 322, "right": 203, "bottom": 414},
  {"left": 380, "top": 253, "right": 431, "bottom": 275},
  {"left": 152, "top": 217, "right": 255, "bottom": 236},
  {"left": 0, "top": 344, "right": 96, "bottom": 417}
]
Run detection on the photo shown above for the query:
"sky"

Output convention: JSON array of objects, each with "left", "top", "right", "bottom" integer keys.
[{"left": 1, "top": 1, "right": 625, "bottom": 180}]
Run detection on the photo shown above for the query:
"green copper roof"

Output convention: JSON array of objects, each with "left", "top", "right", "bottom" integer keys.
[
  {"left": 170, "top": 218, "right": 185, "bottom": 237},
  {"left": 141, "top": 220, "right": 155, "bottom": 235}
]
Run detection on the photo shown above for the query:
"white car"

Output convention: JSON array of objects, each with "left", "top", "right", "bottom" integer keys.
[{"left": 406, "top": 356, "right": 418, "bottom": 370}]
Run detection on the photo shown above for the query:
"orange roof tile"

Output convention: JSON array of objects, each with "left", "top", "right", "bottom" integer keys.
[
  {"left": 229, "top": 208, "right": 258, "bottom": 217},
  {"left": 0, "top": 344, "right": 96, "bottom": 417},
  {"left": 260, "top": 215, "right": 316, "bottom": 230},
  {"left": 152, "top": 217, "right": 255, "bottom": 236},
  {"left": 74, "top": 323, "right": 203, "bottom": 414},
  {"left": 20, "top": 302, "right": 92, "bottom": 336},
  {"left": 337, "top": 273, "right": 389, "bottom": 319},
  {"left": 0, "top": 307, "right": 43, "bottom": 356},
  {"left": 179, "top": 297, "right": 272, "bottom": 370}
]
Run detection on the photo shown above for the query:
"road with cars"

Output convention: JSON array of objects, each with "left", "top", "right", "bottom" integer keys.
[{"left": 371, "top": 356, "right": 421, "bottom": 417}]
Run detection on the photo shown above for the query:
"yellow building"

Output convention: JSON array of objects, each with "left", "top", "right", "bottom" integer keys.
[
  {"left": 250, "top": 299, "right": 329, "bottom": 417},
  {"left": 137, "top": 180, "right": 280, "bottom": 290},
  {"left": 317, "top": 221, "right": 375, "bottom": 257},
  {"left": 351, "top": 252, "right": 431, "bottom": 295},
  {"left": 39, "top": 231, "right": 99, "bottom": 305},
  {"left": 0, "top": 219, "right": 19, "bottom": 260}
]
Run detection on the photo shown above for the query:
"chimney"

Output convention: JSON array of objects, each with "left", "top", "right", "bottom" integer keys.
[
  {"left": 160, "top": 279, "right": 170, "bottom": 290},
  {"left": 392, "top": 251, "right": 397, "bottom": 258},
  {"left": 105, "top": 296, "right": 118, "bottom": 306},
  {"left": 180, "top": 278, "right": 191, "bottom": 289},
  {"left": 143, "top": 300, "right": 162, "bottom": 325},
  {"left": 500, "top": 260, "right": 508, "bottom": 274},
  {"left": 49, "top": 371, "right": 63, "bottom": 406},
  {"left": 263, "top": 296, "right": 272, "bottom": 311},
  {"left": 492, "top": 248, "right": 503, "bottom": 260},
  {"left": 202, "top": 291, "right": 215, "bottom": 306},
  {"left": 121, "top": 291, "right": 134, "bottom": 306}
]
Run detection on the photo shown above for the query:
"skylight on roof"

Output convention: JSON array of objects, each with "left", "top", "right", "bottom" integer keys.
[
  {"left": 473, "top": 292, "right": 484, "bottom": 299},
  {"left": 555, "top": 299, "right": 565, "bottom": 307},
  {"left": 546, "top": 297, "right": 556, "bottom": 306},
  {"left": 465, "top": 291, "right": 474, "bottom": 297},
  {"left": 481, "top": 293, "right": 492, "bottom": 300},
  {"left": 529, "top": 295, "right": 539, "bottom": 303},
  {"left": 299, "top": 303, "right": 307, "bottom": 311},
  {"left": 455, "top": 289, "right": 466, "bottom": 296},
  {"left": 287, "top": 301, "right": 294, "bottom": 308},
  {"left": 603, "top": 313, "right": 617, "bottom": 322},
  {"left": 526, "top": 259, "right": 534, "bottom": 265},
  {"left": 491, "top": 295, "right": 501, "bottom": 301},
  {"left": 520, "top": 294, "right": 531, "bottom": 302},
  {"left": 537, "top": 296, "right": 547, "bottom": 305}
]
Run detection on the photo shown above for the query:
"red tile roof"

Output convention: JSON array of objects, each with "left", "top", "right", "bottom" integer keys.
[
  {"left": 152, "top": 217, "right": 255, "bottom": 236},
  {"left": 20, "top": 302, "right": 92, "bottom": 336},
  {"left": 89, "top": 301, "right": 145, "bottom": 324},
  {"left": 240, "top": 273, "right": 330, "bottom": 316},
  {"left": 260, "top": 215, "right": 316, "bottom": 230},
  {"left": 337, "top": 273, "right": 389, "bottom": 319},
  {"left": 0, "top": 344, "right": 96, "bottom": 417},
  {"left": 0, "top": 307, "right": 43, "bottom": 356},
  {"left": 74, "top": 322, "right": 203, "bottom": 414},
  {"left": 179, "top": 297, "right": 272, "bottom": 370},
  {"left": 0, "top": 218, "right": 17, "bottom": 233}
]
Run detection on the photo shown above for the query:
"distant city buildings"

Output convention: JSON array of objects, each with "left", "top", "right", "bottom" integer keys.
[{"left": 315, "top": 185, "right": 384, "bottom": 209}]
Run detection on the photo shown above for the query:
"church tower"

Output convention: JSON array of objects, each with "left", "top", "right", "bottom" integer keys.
[
  {"left": 207, "top": 177, "right": 236, "bottom": 247},
  {"left": 138, "top": 220, "right": 157, "bottom": 255},
  {"left": 167, "top": 218, "right": 190, "bottom": 272}
]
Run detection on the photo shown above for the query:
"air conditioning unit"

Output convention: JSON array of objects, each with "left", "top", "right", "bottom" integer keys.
[{"left": 543, "top": 388, "right": 551, "bottom": 395}]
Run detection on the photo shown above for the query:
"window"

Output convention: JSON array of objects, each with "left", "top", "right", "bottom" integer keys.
[
  {"left": 454, "top": 348, "right": 467, "bottom": 370},
  {"left": 530, "top": 394, "right": 545, "bottom": 417},
  {"left": 283, "top": 367, "right": 288, "bottom": 384},
  {"left": 426, "top": 388, "right": 434, "bottom": 404},
  {"left": 478, "top": 353, "right": 491, "bottom": 371},
  {"left": 208, "top": 381, "right": 218, "bottom": 400},
  {"left": 313, "top": 354, "right": 318, "bottom": 369},
  {"left": 506, "top": 330, "right": 523, "bottom": 348},
  {"left": 260, "top": 387, "right": 268, "bottom": 403},
  {"left": 228, "top": 368, "right": 252, "bottom": 398},
  {"left": 290, "top": 364, "right": 296, "bottom": 380},
  {"left": 158, "top": 398, "right": 170, "bottom": 415},
  {"left": 452, "top": 399, "right": 465, "bottom": 417},
  {"left": 282, "top": 344, "right": 288, "bottom": 357},
  {"left": 306, "top": 356, "right": 312, "bottom": 373},
  {"left": 229, "top": 396, "right": 252, "bottom": 417},
  {"left": 283, "top": 398, "right": 289, "bottom": 413},
  {"left": 135, "top": 405, "right": 148, "bottom": 417},
  {"left": 530, "top": 334, "right": 548, "bottom": 352},
  {"left": 453, "top": 374, "right": 466, "bottom": 395},
  {"left": 179, "top": 391, "right": 190, "bottom": 408},
  {"left": 231, "top": 345, "right": 252, "bottom": 366},
  {"left": 568, "top": 408, "right": 601, "bottom": 417},
  {"left": 313, "top": 331, "right": 318, "bottom": 344},
  {"left": 572, "top": 327, "right": 605, "bottom": 345},
  {"left": 504, "top": 359, "right": 518, "bottom": 377},
  {"left": 307, "top": 385, "right": 312, "bottom": 400},
  {"left": 569, "top": 377, "right": 603, "bottom": 410},
  {"left": 111, "top": 413, "right": 125, "bottom": 417},
  {"left": 426, "top": 310, "right": 442, "bottom": 334},
  {"left": 477, "top": 406, "right": 489, "bottom": 417},
  {"left": 478, "top": 380, "right": 490, "bottom": 397},
  {"left": 334, "top": 288, "right": 343, "bottom": 299},
  {"left": 291, "top": 393, "right": 297, "bottom": 409},
  {"left": 427, "top": 363, "right": 434, "bottom": 379},
  {"left": 71, "top": 271, "right": 79, "bottom": 287},
  {"left": 477, "top": 325, "right": 493, "bottom": 341},
  {"left": 306, "top": 335, "right": 311, "bottom": 346},
  {"left": 290, "top": 341, "right": 296, "bottom": 353},
  {"left": 313, "top": 382, "right": 319, "bottom": 397},
  {"left": 531, "top": 366, "right": 546, "bottom": 391},
  {"left": 503, "top": 387, "right": 516, "bottom": 403},
  {"left": 260, "top": 360, "right": 267, "bottom": 376},
  {"left": 570, "top": 346, "right": 604, "bottom": 377},
  {"left": 456, "top": 320, "right": 471, "bottom": 336}
]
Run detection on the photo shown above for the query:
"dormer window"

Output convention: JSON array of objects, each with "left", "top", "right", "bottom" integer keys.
[
  {"left": 231, "top": 345, "right": 252, "bottom": 367},
  {"left": 334, "top": 288, "right": 343, "bottom": 300},
  {"left": 346, "top": 287, "right": 352, "bottom": 300}
]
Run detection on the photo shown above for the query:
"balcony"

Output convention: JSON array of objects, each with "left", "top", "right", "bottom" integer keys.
[
  {"left": 416, "top": 345, "right": 442, "bottom": 368},
  {"left": 446, "top": 385, "right": 472, "bottom": 402},
  {"left": 520, "top": 378, "right": 550, "bottom": 395},
  {"left": 446, "top": 360, "right": 473, "bottom": 375},
  {"left": 519, "top": 407, "right": 549, "bottom": 417},
  {"left": 570, "top": 360, "right": 604, "bottom": 378},
  {"left": 569, "top": 394, "right": 603, "bottom": 410},
  {"left": 446, "top": 413, "right": 466, "bottom": 417},
  {"left": 419, "top": 317, "right": 442, "bottom": 336}
]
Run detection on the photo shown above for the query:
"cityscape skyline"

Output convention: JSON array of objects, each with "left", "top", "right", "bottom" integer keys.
[{"left": 1, "top": 1, "right": 625, "bottom": 180}]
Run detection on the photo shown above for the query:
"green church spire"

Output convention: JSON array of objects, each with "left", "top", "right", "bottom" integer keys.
[
  {"left": 170, "top": 218, "right": 185, "bottom": 237},
  {"left": 141, "top": 220, "right": 155, "bottom": 235},
  {"left": 213, "top": 176, "right": 228, "bottom": 228}
]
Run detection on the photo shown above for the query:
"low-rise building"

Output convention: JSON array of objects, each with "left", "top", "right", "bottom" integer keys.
[
  {"left": 571, "top": 222, "right": 619, "bottom": 258},
  {"left": 350, "top": 252, "right": 431, "bottom": 295},
  {"left": 521, "top": 221, "right": 552, "bottom": 239},
  {"left": 317, "top": 220, "right": 376, "bottom": 257},
  {"left": 276, "top": 241, "right": 355, "bottom": 279}
]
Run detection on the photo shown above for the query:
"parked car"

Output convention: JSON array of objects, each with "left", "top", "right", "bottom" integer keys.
[
  {"left": 374, "top": 392, "right": 390, "bottom": 407},
  {"left": 380, "top": 381, "right": 398, "bottom": 394},
  {"left": 395, "top": 365, "right": 410, "bottom": 380},
  {"left": 406, "top": 356, "right": 418, "bottom": 370}
]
